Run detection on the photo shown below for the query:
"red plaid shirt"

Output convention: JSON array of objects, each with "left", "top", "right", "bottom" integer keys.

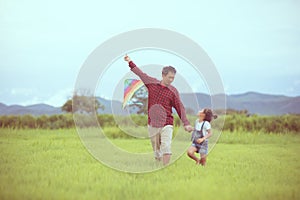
[{"left": 129, "top": 61, "right": 190, "bottom": 128}]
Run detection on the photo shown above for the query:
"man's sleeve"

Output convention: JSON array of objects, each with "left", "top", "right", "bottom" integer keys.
[
  {"left": 128, "top": 61, "right": 158, "bottom": 85},
  {"left": 172, "top": 88, "right": 190, "bottom": 126}
]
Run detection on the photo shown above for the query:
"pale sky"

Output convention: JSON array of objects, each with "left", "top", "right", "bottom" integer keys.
[{"left": 0, "top": 0, "right": 299, "bottom": 106}]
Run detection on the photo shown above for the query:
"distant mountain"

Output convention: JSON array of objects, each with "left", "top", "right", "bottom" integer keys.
[
  {"left": 180, "top": 92, "right": 300, "bottom": 115},
  {"left": 0, "top": 98, "right": 126, "bottom": 116},
  {"left": 0, "top": 92, "right": 299, "bottom": 116},
  {"left": 0, "top": 103, "right": 62, "bottom": 116},
  {"left": 226, "top": 92, "right": 300, "bottom": 115}
]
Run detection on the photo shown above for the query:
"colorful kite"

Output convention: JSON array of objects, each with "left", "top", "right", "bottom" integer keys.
[
  {"left": 123, "top": 79, "right": 144, "bottom": 108},
  {"left": 123, "top": 79, "right": 148, "bottom": 109}
]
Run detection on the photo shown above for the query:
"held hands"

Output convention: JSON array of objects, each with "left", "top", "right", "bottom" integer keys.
[
  {"left": 196, "top": 138, "right": 205, "bottom": 144},
  {"left": 124, "top": 54, "right": 131, "bottom": 63},
  {"left": 184, "top": 125, "right": 194, "bottom": 132}
]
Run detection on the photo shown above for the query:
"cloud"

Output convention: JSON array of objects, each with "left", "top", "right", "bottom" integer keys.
[
  {"left": 21, "top": 97, "right": 44, "bottom": 106},
  {"left": 287, "top": 79, "right": 300, "bottom": 94},
  {"left": 294, "top": 80, "right": 300, "bottom": 86},
  {"left": 44, "top": 88, "right": 73, "bottom": 107},
  {"left": 10, "top": 88, "right": 36, "bottom": 96},
  {"left": 0, "top": 87, "right": 74, "bottom": 106},
  {"left": 0, "top": 88, "right": 40, "bottom": 106}
]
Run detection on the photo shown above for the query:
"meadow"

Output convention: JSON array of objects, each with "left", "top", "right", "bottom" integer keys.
[{"left": 0, "top": 128, "right": 299, "bottom": 200}]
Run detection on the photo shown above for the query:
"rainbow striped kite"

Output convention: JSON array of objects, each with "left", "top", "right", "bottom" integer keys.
[{"left": 123, "top": 79, "right": 147, "bottom": 109}]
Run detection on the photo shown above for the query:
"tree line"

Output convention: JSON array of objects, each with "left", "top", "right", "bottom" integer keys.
[{"left": 0, "top": 113, "right": 299, "bottom": 134}]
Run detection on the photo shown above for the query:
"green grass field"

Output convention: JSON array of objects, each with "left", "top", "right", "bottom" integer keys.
[{"left": 0, "top": 128, "right": 299, "bottom": 200}]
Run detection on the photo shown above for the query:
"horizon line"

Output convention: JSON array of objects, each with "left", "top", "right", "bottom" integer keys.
[{"left": 1, "top": 91, "right": 299, "bottom": 107}]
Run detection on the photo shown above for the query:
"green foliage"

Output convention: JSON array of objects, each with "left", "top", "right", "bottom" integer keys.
[
  {"left": 0, "top": 113, "right": 300, "bottom": 135},
  {"left": 222, "top": 114, "right": 300, "bottom": 133},
  {"left": 0, "top": 114, "right": 74, "bottom": 129}
]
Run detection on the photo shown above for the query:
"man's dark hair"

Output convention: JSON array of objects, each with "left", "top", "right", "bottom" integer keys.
[{"left": 162, "top": 66, "right": 176, "bottom": 76}]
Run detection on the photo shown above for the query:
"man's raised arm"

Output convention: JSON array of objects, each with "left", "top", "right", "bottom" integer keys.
[{"left": 124, "top": 55, "right": 158, "bottom": 85}]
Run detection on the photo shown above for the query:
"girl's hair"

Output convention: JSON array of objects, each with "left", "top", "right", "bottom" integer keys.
[{"left": 203, "top": 108, "right": 218, "bottom": 122}]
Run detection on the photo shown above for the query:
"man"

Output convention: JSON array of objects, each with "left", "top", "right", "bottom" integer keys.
[{"left": 124, "top": 55, "right": 193, "bottom": 165}]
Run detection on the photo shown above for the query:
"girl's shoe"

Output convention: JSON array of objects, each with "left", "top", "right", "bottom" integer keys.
[{"left": 200, "top": 157, "right": 206, "bottom": 166}]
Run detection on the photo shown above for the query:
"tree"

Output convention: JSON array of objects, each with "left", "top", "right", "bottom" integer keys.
[
  {"left": 62, "top": 92, "right": 104, "bottom": 114},
  {"left": 62, "top": 99, "right": 72, "bottom": 113}
]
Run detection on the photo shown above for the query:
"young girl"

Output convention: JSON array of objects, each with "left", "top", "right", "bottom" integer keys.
[{"left": 187, "top": 108, "right": 217, "bottom": 166}]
